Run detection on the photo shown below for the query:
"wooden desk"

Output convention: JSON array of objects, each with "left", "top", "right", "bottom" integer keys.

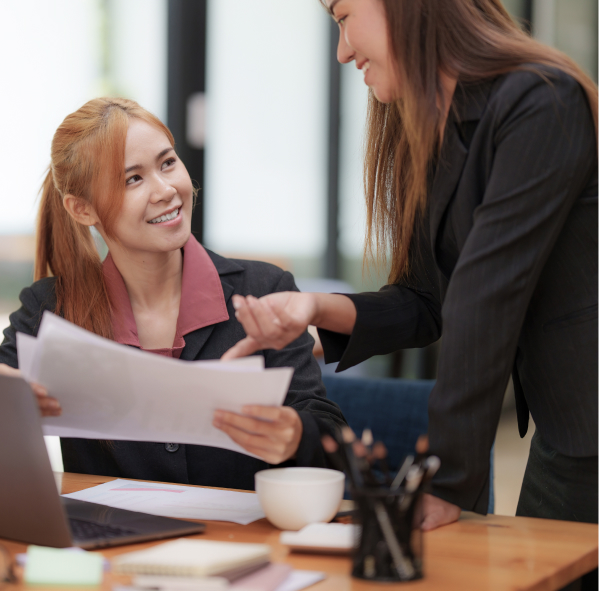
[{"left": 1, "top": 472, "right": 597, "bottom": 591}]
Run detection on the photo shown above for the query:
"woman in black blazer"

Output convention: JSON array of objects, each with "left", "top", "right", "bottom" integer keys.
[
  {"left": 225, "top": 0, "right": 598, "bottom": 532},
  {"left": 0, "top": 97, "right": 346, "bottom": 491}
]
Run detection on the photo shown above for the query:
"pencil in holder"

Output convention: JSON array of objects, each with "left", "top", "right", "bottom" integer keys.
[{"left": 351, "top": 485, "right": 423, "bottom": 582}]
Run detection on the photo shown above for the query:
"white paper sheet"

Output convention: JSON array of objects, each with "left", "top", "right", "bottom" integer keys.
[
  {"left": 18, "top": 312, "right": 293, "bottom": 457},
  {"left": 62, "top": 479, "right": 265, "bottom": 525},
  {"left": 276, "top": 570, "right": 326, "bottom": 591},
  {"left": 16, "top": 331, "right": 38, "bottom": 382},
  {"left": 280, "top": 523, "right": 358, "bottom": 551}
]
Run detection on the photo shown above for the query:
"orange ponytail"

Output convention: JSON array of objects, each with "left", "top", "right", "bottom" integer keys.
[
  {"left": 35, "top": 169, "right": 112, "bottom": 337},
  {"left": 34, "top": 98, "right": 175, "bottom": 339}
]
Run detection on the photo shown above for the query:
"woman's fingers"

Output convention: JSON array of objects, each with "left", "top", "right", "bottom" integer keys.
[
  {"left": 233, "top": 296, "right": 265, "bottom": 340},
  {"left": 0, "top": 364, "right": 60, "bottom": 417},
  {"left": 420, "top": 493, "right": 461, "bottom": 531},
  {"left": 213, "top": 409, "right": 276, "bottom": 435},
  {"left": 246, "top": 297, "right": 288, "bottom": 347},
  {"left": 221, "top": 336, "right": 263, "bottom": 360},
  {"left": 242, "top": 405, "right": 283, "bottom": 422},
  {"left": 30, "top": 382, "right": 48, "bottom": 397},
  {"left": 212, "top": 406, "right": 303, "bottom": 464},
  {"left": 35, "top": 393, "right": 62, "bottom": 417}
]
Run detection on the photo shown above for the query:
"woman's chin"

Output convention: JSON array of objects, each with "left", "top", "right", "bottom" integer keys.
[
  {"left": 157, "top": 223, "right": 192, "bottom": 254},
  {"left": 372, "top": 87, "right": 399, "bottom": 104}
]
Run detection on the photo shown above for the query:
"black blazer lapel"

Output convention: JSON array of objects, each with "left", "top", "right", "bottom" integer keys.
[
  {"left": 429, "top": 80, "right": 493, "bottom": 260},
  {"left": 181, "top": 278, "right": 236, "bottom": 361},
  {"left": 429, "top": 120, "right": 468, "bottom": 260}
]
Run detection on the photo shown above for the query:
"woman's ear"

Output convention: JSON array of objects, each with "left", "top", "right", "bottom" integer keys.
[{"left": 63, "top": 194, "right": 100, "bottom": 227}]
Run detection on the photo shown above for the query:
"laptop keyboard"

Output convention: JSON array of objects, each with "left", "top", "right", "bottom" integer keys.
[{"left": 69, "top": 517, "right": 138, "bottom": 541}]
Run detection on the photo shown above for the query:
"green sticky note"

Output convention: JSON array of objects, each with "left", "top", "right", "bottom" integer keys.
[{"left": 24, "top": 545, "right": 103, "bottom": 586}]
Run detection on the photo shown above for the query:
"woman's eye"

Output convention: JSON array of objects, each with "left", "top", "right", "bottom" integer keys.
[
  {"left": 337, "top": 16, "right": 346, "bottom": 25},
  {"left": 162, "top": 157, "right": 176, "bottom": 170},
  {"left": 126, "top": 174, "right": 141, "bottom": 185}
]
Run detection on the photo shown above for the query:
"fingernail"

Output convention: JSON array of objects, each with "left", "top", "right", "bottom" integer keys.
[
  {"left": 232, "top": 297, "right": 241, "bottom": 311},
  {"left": 214, "top": 410, "right": 224, "bottom": 420},
  {"left": 51, "top": 401, "right": 61, "bottom": 410}
]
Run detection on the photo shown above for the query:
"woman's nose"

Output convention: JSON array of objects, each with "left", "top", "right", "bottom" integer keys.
[
  {"left": 151, "top": 178, "right": 176, "bottom": 202},
  {"left": 337, "top": 29, "right": 354, "bottom": 64}
]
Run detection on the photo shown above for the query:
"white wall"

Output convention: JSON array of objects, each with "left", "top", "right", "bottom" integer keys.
[
  {"left": 338, "top": 64, "right": 369, "bottom": 259},
  {"left": 0, "top": 0, "right": 168, "bottom": 238},
  {"left": 106, "top": 0, "right": 168, "bottom": 122},
  {"left": 204, "top": 0, "right": 329, "bottom": 258},
  {"left": 0, "top": 0, "right": 102, "bottom": 235}
]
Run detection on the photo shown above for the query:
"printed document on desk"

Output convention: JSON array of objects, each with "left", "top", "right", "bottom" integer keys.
[
  {"left": 17, "top": 312, "right": 293, "bottom": 457},
  {"left": 63, "top": 479, "right": 265, "bottom": 524}
]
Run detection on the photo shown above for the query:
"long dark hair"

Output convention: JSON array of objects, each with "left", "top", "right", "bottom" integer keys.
[{"left": 360, "top": 0, "right": 598, "bottom": 282}]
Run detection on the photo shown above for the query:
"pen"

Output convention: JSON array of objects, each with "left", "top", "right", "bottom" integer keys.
[
  {"left": 341, "top": 427, "right": 364, "bottom": 489},
  {"left": 373, "top": 500, "right": 416, "bottom": 580},
  {"left": 390, "top": 454, "right": 414, "bottom": 492},
  {"left": 399, "top": 464, "right": 425, "bottom": 512},
  {"left": 361, "top": 428, "right": 373, "bottom": 453},
  {"left": 372, "top": 442, "right": 391, "bottom": 485}
]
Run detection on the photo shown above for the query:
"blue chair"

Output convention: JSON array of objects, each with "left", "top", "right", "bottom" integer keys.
[{"left": 322, "top": 374, "right": 495, "bottom": 513}]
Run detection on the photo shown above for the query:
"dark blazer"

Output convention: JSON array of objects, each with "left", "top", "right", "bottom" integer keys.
[
  {"left": 0, "top": 250, "right": 346, "bottom": 491},
  {"left": 319, "top": 66, "right": 598, "bottom": 513}
]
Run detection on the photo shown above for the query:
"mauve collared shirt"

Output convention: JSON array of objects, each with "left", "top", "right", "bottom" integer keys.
[{"left": 102, "top": 235, "right": 229, "bottom": 357}]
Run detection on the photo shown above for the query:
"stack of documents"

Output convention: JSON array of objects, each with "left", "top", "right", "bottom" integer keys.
[
  {"left": 111, "top": 539, "right": 325, "bottom": 591},
  {"left": 112, "top": 538, "right": 271, "bottom": 580},
  {"left": 18, "top": 312, "right": 294, "bottom": 457}
]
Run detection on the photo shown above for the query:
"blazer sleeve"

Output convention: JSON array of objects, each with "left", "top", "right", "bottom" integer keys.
[
  {"left": 428, "top": 70, "right": 596, "bottom": 513},
  {"left": 262, "top": 270, "right": 348, "bottom": 469},
  {"left": 0, "top": 278, "right": 56, "bottom": 369},
  {"left": 318, "top": 216, "right": 443, "bottom": 371}
]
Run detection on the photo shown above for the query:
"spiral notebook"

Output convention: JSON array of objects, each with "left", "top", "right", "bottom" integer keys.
[{"left": 112, "top": 539, "right": 271, "bottom": 580}]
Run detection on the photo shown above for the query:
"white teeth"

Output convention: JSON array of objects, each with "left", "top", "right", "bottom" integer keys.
[{"left": 149, "top": 208, "right": 179, "bottom": 224}]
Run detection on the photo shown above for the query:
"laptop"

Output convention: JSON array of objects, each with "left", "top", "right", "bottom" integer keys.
[{"left": 0, "top": 374, "right": 205, "bottom": 549}]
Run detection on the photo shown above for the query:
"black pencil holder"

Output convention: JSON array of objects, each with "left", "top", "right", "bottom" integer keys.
[{"left": 350, "top": 486, "right": 423, "bottom": 582}]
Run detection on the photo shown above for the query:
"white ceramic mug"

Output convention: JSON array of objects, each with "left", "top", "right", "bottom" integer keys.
[{"left": 255, "top": 467, "right": 345, "bottom": 530}]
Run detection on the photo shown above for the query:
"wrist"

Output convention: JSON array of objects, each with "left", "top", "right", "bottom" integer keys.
[
  {"left": 312, "top": 293, "right": 356, "bottom": 335},
  {"left": 310, "top": 292, "right": 326, "bottom": 327}
]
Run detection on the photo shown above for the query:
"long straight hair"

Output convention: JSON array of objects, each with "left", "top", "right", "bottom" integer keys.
[
  {"left": 363, "top": 0, "right": 598, "bottom": 283},
  {"left": 35, "top": 98, "right": 175, "bottom": 338}
]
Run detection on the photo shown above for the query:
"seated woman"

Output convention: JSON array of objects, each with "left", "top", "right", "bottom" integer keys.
[{"left": 0, "top": 97, "right": 346, "bottom": 491}]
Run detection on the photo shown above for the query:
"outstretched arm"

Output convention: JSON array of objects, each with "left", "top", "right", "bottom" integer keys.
[{"left": 222, "top": 291, "right": 357, "bottom": 359}]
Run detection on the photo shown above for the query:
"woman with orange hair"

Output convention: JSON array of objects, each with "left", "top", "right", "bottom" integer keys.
[
  {"left": 0, "top": 97, "right": 346, "bottom": 491},
  {"left": 224, "top": 0, "right": 598, "bottom": 545}
]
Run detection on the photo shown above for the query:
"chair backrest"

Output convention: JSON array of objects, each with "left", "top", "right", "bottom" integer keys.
[
  {"left": 322, "top": 375, "right": 433, "bottom": 473},
  {"left": 322, "top": 374, "right": 495, "bottom": 514}
]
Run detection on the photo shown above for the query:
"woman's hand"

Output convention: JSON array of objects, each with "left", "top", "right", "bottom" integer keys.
[
  {"left": 222, "top": 292, "right": 319, "bottom": 359},
  {"left": 421, "top": 493, "right": 461, "bottom": 530},
  {"left": 222, "top": 291, "right": 356, "bottom": 360},
  {"left": 212, "top": 405, "right": 303, "bottom": 465},
  {"left": 0, "top": 363, "right": 61, "bottom": 417}
]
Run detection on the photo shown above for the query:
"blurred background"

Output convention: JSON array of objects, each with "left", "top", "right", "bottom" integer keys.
[{"left": 0, "top": 0, "right": 596, "bottom": 512}]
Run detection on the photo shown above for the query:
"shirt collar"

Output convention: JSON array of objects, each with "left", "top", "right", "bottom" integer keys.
[{"left": 103, "top": 235, "right": 229, "bottom": 348}]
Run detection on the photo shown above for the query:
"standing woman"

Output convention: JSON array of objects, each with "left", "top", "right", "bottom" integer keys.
[{"left": 225, "top": 0, "right": 598, "bottom": 535}]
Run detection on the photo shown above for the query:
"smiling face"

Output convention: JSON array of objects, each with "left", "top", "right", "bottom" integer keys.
[
  {"left": 328, "top": 0, "right": 400, "bottom": 103},
  {"left": 98, "top": 118, "right": 194, "bottom": 258}
]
